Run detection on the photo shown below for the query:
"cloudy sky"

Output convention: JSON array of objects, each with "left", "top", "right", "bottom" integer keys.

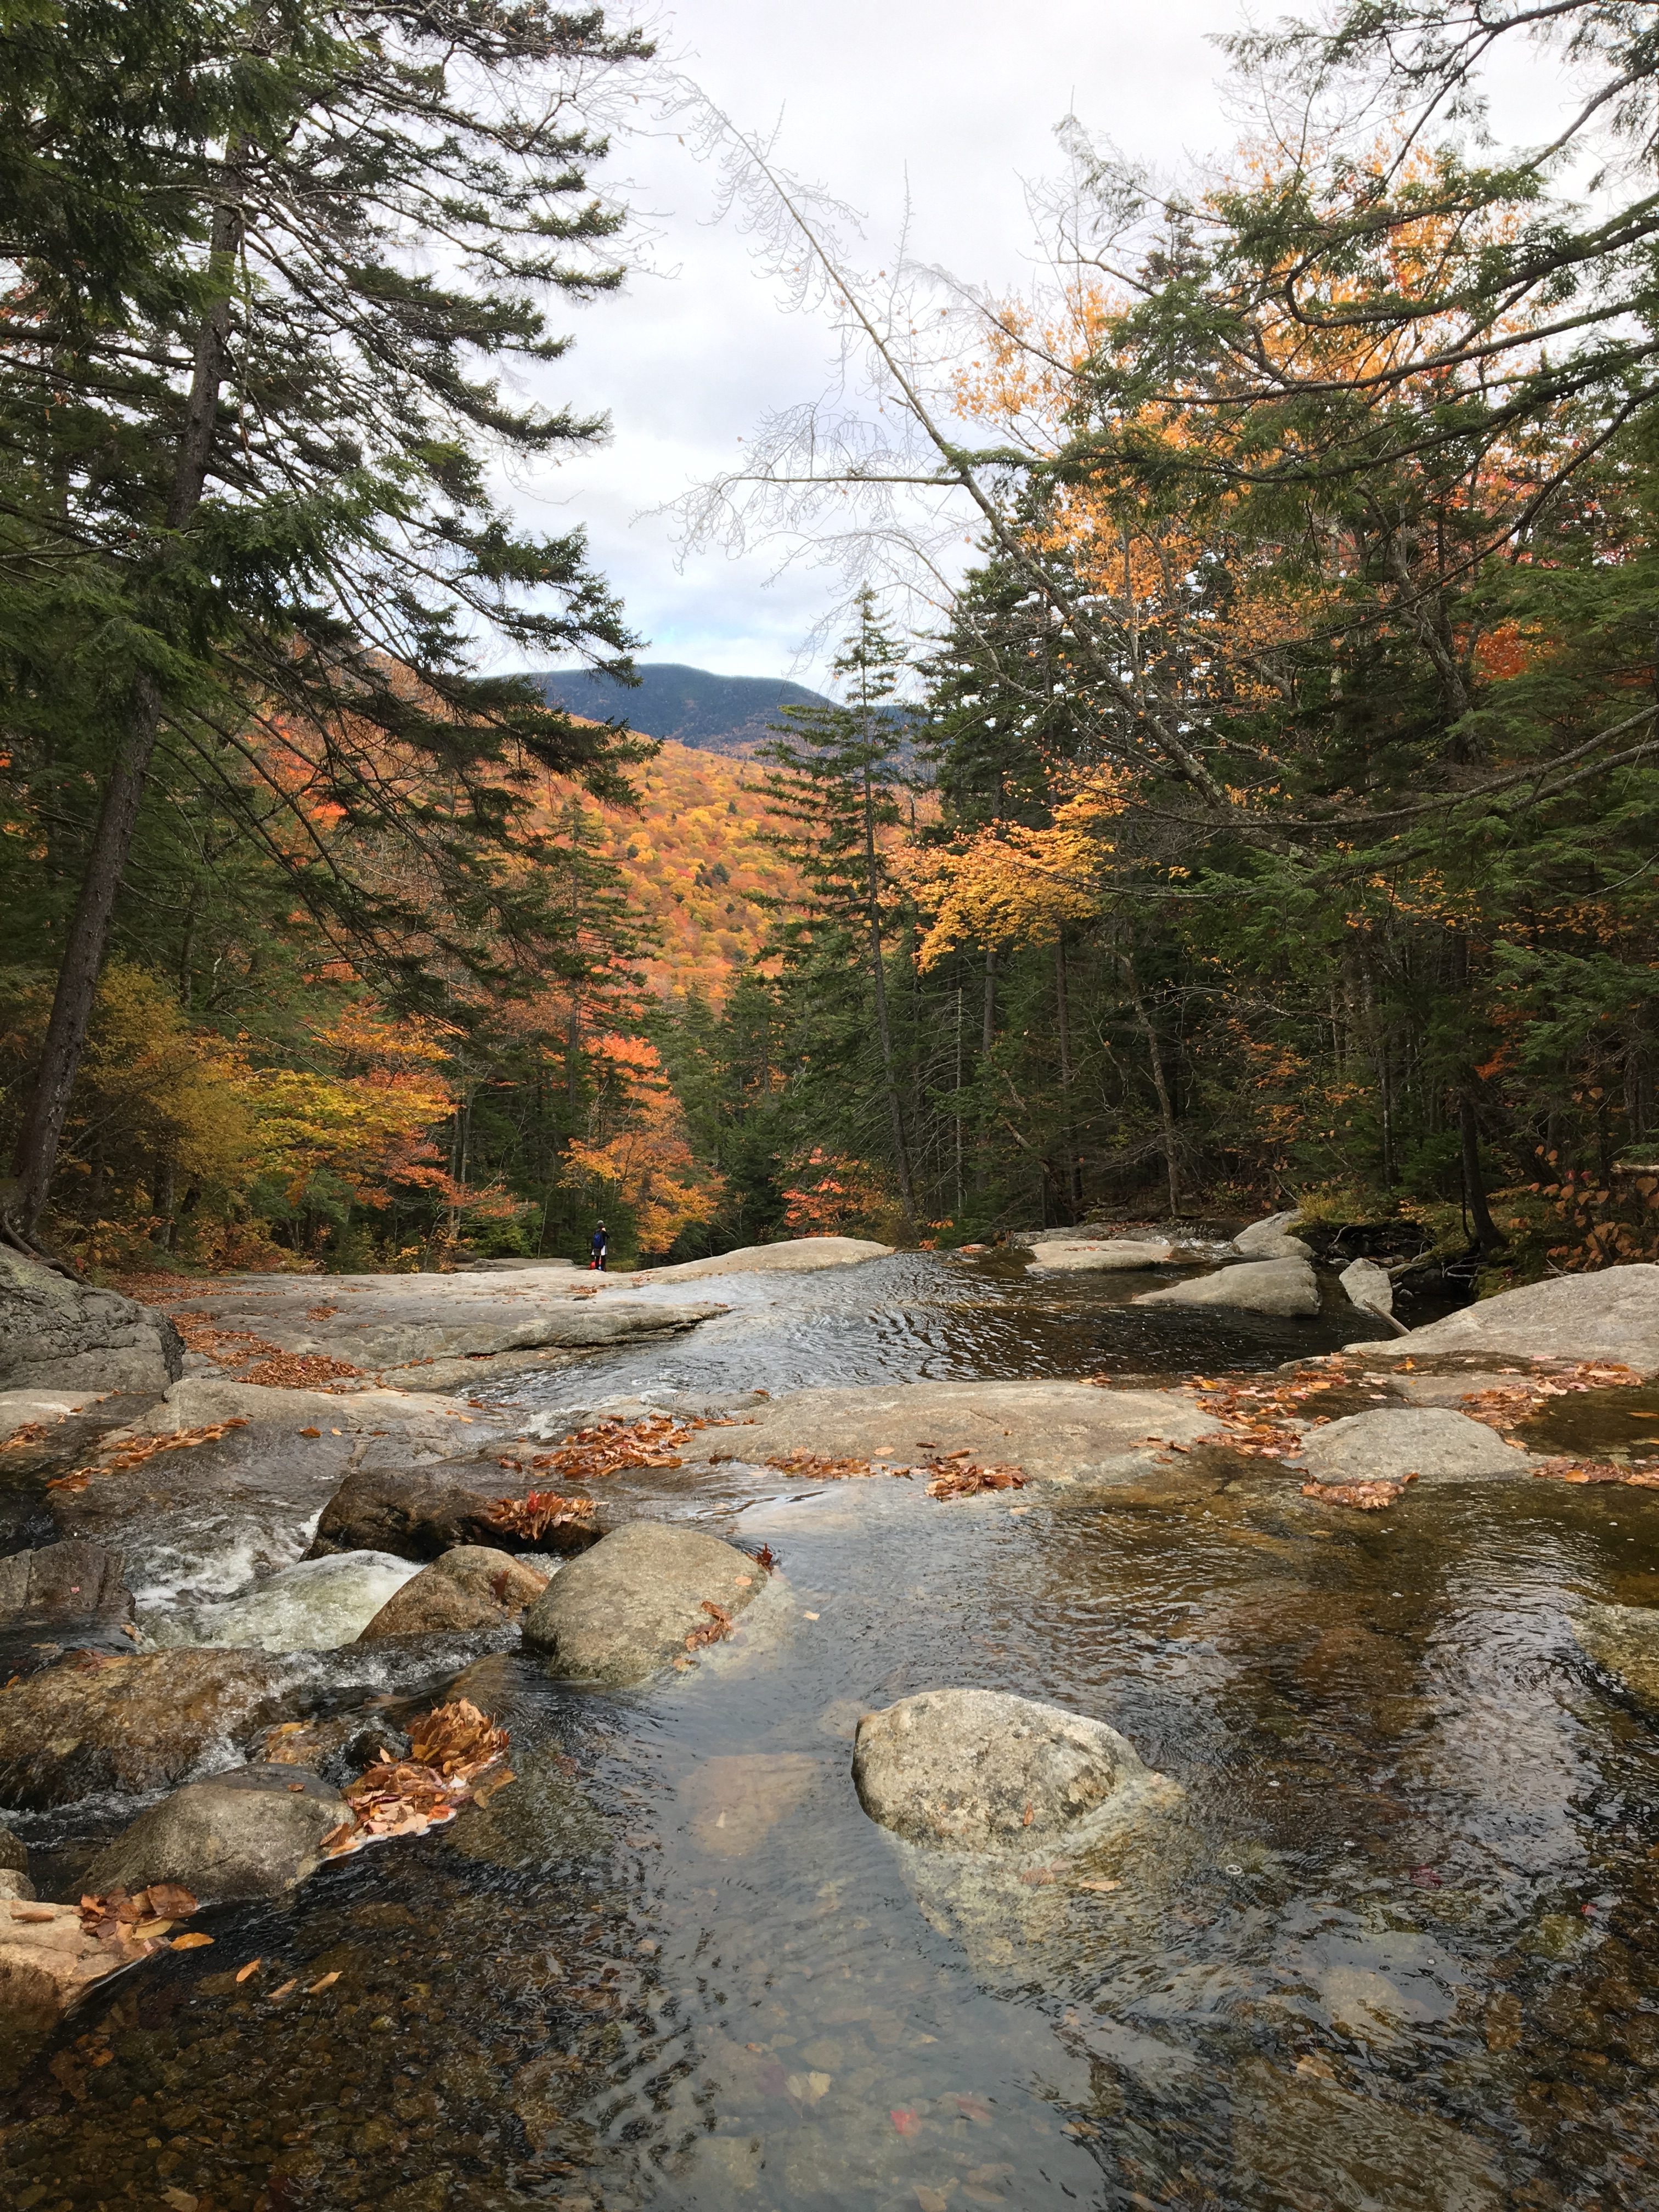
[{"left": 505, "top": 0, "right": 1246, "bottom": 689}]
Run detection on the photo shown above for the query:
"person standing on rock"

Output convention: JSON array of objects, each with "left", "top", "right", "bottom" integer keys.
[{"left": 589, "top": 1221, "right": 608, "bottom": 1272}]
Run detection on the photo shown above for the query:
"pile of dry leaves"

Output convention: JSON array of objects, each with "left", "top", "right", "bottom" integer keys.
[
  {"left": 765, "top": 1449, "right": 910, "bottom": 1482},
  {"left": 487, "top": 1489, "right": 600, "bottom": 1542},
  {"left": 1301, "top": 1474, "right": 1419, "bottom": 1512},
  {"left": 1460, "top": 1362, "right": 1642, "bottom": 1438},
  {"left": 167, "top": 1311, "right": 362, "bottom": 1391},
  {"left": 1180, "top": 1370, "right": 1347, "bottom": 1460},
  {"left": 320, "top": 1699, "right": 512, "bottom": 1859},
  {"left": 922, "top": 1458, "right": 1028, "bottom": 1500},
  {"left": 78, "top": 1882, "right": 208, "bottom": 1951},
  {"left": 495, "top": 1412, "right": 730, "bottom": 1486},
  {"left": 240, "top": 1352, "right": 363, "bottom": 1389},
  {"left": 47, "top": 1418, "right": 249, "bottom": 1494},
  {"left": 1532, "top": 1457, "right": 1659, "bottom": 1489}
]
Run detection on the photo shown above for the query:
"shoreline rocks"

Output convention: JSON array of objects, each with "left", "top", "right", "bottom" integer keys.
[
  {"left": 0, "top": 1250, "right": 182, "bottom": 1395},
  {"left": 1354, "top": 1263, "right": 1659, "bottom": 1375},
  {"left": 522, "top": 1522, "right": 769, "bottom": 1685},
  {"left": 622, "top": 1236, "right": 891, "bottom": 1283},
  {"left": 852, "top": 1688, "right": 1171, "bottom": 1857}
]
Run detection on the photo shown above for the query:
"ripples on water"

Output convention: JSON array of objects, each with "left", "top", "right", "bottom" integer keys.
[{"left": 7, "top": 1256, "right": 1659, "bottom": 2212}]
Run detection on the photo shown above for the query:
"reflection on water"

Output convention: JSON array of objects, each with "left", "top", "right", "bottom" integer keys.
[
  {"left": 494, "top": 1251, "right": 1399, "bottom": 1413},
  {"left": 7, "top": 1257, "right": 1659, "bottom": 2212}
]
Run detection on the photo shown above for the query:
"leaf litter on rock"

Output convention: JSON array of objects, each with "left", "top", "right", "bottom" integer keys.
[
  {"left": 47, "top": 1419, "right": 250, "bottom": 1493},
  {"left": 320, "top": 1699, "right": 512, "bottom": 1858}
]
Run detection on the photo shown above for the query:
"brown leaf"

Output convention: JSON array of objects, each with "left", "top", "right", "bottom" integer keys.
[
  {"left": 307, "top": 1970, "right": 341, "bottom": 1992},
  {"left": 170, "top": 1932, "right": 214, "bottom": 1950},
  {"left": 235, "top": 1957, "right": 262, "bottom": 1983}
]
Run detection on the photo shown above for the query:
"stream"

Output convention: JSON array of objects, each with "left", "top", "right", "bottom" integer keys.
[{"left": 7, "top": 1252, "right": 1659, "bottom": 2212}]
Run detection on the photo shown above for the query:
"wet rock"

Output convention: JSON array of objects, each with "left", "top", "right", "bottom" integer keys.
[
  {"left": 629, "top": 1235, "right": 891, "bottom": 1282},
  {"left": 1340, "top": 1256, "right": 1397, "bottom": 1319},
  {"left": 1134, "top": 1257, "right": 1319, "bottom": 1317},
  {"left": 0, "top": 1248, "right": 183, "bottom": 1393},
  {"left": 1357, "top": 1262, "right": 1659, "bottom": 1374},
  {"left": 727, "top": 1379, "right": 1210, "bottom": 1482},
  {"left": 81, "top": 1761, "right": 346, "bottom": 1903},
  {"left": 357, "top": 1545, "right": 548, "bottom": 1640},
  {"left": 0, "top": 1869, "right": 34, "bottom": 1900},
  {"left": 1025, "top": 1238, "right": 1176, "bottom": 1274},
  {"left": 1298, "top": 1408, "right": 1532, "bottom": 1487},
  {"left": 1233, "top": 1209, "right": 1310, "bottom": 1257},
  {"left": 257, "top": 1708, "right": 410, "bottom": 1784},
  {"left": 0, "top": 1903, "right": 154, "bottom": 2032},
  {"left": 143, "top": 1550, "right": 421, "bottom": 1652},
  {"left": 131, "top": 1375, "right": 499, "bottom": 1437},
  {"left": 306, "top": 1465, "right": 600, "bottom": 1564},
  {"left": 522, "top": 1521, "right": 766, "bottom": 1685},
  {"left": 852, "top": 1688, "right": 1170, "bottom": 1855},
  {"left": 1575, "top": 1602, "right": 1659, "bottom": 1709},
  {"left": 0, "top": 1825, "right": 25, "bottom": 1874},
  {"left": 0, "top": 1647, "right": 294, "bottom": 1809},
  {"left": 0, "top": 1389, "right": 99, "bottom": 1446},
  {"left": 0, "top": 1537, "right": 136, "bottom": 1677}
]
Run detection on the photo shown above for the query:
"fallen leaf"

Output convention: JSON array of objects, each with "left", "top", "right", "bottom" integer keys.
[
  {"left": 298, "top": 1427, "right": 321, "bottom": 1438},
  {"left": 916, "top": 2190, "right": 950, "bottom": 2212},
  {"left": 162, "top": 2189, "right": 199, "bottom": 2211},
  {"left": 270, "top": 1979, "right": 297, "bottom": 2000},
  {"left": 9, "top": 1903, "right": 56, "bottom": 1922},
  {"left": 307, "top": 1970, "right": 341, "bottom": 1992},
  {"left": 891, "top": 2107, "right": 920, "bottom": 2135},
  {"left": 170, "top": 1932, "right": 213, "bottom": 1950},
  {"left": 235, "top": 1957, "right": 262, "bottom": 1983},
  {"left": 803, "top": 1610, "right": 820, "bottom": 1621},
  {"left": 1076, "top": 1878, "right": 1122, "bottom": 1894}
]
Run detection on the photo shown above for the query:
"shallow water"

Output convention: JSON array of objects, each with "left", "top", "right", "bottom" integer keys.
[{"left": 7, "top": 1257, "right": 1659, "bottom": 2212}]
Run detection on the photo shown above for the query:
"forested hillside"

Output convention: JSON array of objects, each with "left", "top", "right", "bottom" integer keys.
[{"left": 533, "top": 663, "right": 833, "bottom": 756}]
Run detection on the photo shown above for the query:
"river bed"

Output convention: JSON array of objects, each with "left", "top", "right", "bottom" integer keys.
[{"left": 5, "top": 1254, "right": 1659, "bottom": 2212}]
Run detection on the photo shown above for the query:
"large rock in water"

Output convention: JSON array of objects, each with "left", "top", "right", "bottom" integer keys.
[
  {"left": 852, "top": 1688, "right": 1169, "bottom": 1855},
  {"left": 1233, "top": 1210, "right": 1311, "bottom": 1257},
  {"left": 1025, "top": 1239, "right": 1176, "bottom": 1274},
  {"left": 1357, "top": 1264, "right": 1659, "bottom": 1374},
  {"left": 0, "top": 1538, "right": 133, "bottom": 1675},
  {"left": 0, "top": 1649, "right": 292, "bottom": 1809},
  {"left": 628, "top": 1236, "right": 891, "bottom": 1283},
  {"left": 1576, "top": 1603, "right": 1659, "bottom": 1709},
  {"left": 356, "top": 1544, "right": 547, "bottom": 1639},
  {"left": 0, "top": 1249, "right": 182, "bottom": 1393},
  {"left": 1134, "top": 1257, "right": 1319, "bottom": 1316},
  {"left": 81, "top": 1763, "right": 345, "bottom": 1903},
  {"left": 0, "top": 1904, "right": 158, "bottom": 2032},
  {"left": 307, "top": 1466, "right": 601, "bottom": 1563},
  {"left": 522, "top": 1522, "right": 766, "bottom": 1685},
  {"left": 143, "top": 1551, "right": 421, "bottom": 1653},
  {"left": 1299, "top": 1407, "right": 1531, "bottom": 1487}
]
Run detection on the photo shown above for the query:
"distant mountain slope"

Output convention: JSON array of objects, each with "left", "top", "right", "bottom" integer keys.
[{"left": 532, "top": 662, "right": 832, "bottom": 757}]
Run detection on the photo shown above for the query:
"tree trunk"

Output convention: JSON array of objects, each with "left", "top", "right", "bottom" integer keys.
[
  {"left": 1055, "top": 935, "right": 1082, "bottom": 1218},
  {"left": 1458, "top": 1094, "right": 1508, "bottom": 1255},
  {"left": 1121, "top": 956, "right": 1183, "bottom": 1217},
  {"left": 861, "top": 765, "right": 916, "bottom": 1223},
  {"left": 8, "top": 180, "right": 244, "bottom": 1245}
]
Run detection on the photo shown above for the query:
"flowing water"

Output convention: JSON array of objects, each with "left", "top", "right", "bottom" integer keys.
[{"left": 7, "top": 1255, "right": 1659, "bottom": 2212}]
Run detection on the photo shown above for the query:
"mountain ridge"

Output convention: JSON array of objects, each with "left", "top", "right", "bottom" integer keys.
[{"left": 531, "top": 661, "right": 833, "bottom": 757}]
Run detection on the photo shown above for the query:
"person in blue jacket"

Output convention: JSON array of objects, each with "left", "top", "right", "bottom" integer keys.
[{"left": 589, "top": 1221, "right": 608, "bottom": 1271}]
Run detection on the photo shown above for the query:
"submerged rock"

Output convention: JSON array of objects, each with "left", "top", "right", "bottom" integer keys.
[
  {"left": 1134, "top": 1257, "right": 1320, "bottom": 1317},
  {"left": 522, "top": 1522, "right": 766, "bottom": 1685},
  {"left": 0, "top": 1648, "right": 293, "bottom": 1809},
  {"left": 82, "top": 1762, "right": 346, "bottom": 1903},
  {"left": 356, "top": 1545, "right": 547, "bottom": 1639},
  {"left": 0, "top": 1249, "right": 182, "bottom": 1394},
  {"left": 0, "top": 1537, "right": 134, "bottom": 1674},
  {"left": 1357, "top": 1263, "right": 1659, "bottom": 1373},
  {"left": 306, "top": 1466, "right": 600, "bottom": 1564},
  {"left": 142, "top": 1550, "right": 421, "bottom": 1653},
  {"left": 852, "top": 1688, "right": 1169, "bottom": 1855},
  {"left": 1298, "top": 1407, "right": 1533, "bottom": 1487},
  {"left": 1576, "top": 1602, "right": 1659, "bottom": 1709},
  {"left": 257, "top": 1708, "right": 409, "bottom": 1785}
]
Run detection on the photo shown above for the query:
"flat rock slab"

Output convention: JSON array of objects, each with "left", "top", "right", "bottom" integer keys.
[
  {"left": 1356, "top": 1264, "right": 1659, "bottom": 1374},
  {"left": 0, "top": 1649, "right": 295, "bottom": 1809},
  {"left": 0, "top": 1902, "right": 156, "bottom": 2032},
  {"left": 1, "top": 1250, "right": 182, "bottom": 1395},
  {"left": 0, "top": 1538, "right": 134, "bottom": 1679},
  {"left": 1298, "top": 1407, "right": 1532, "bottom": 1487},
  {"left": 129, "top": 1273, "right": 723, "bottom": 1380},
  {"left": 623, "top": 1236, "right": 891, "bottom": 1283},
  {"left": 1135, "top": 1259, "right": 1319, "bottom": 1317},
  {"left": 853, "top": 1688, "right": 1169, "bottom": 1856},
  {"left": 718, "top": 1381, "right": 1210, "bottom": 1481},
  {"left": 1025, "top": 1239, "right": 1176, "bottom": 1274},
  {"left": 523, "top": 1522, "right": 767, "bottom": 1685},
  {"left": 82, "top": 1762, "right": 345, "bottom": 1903}
]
